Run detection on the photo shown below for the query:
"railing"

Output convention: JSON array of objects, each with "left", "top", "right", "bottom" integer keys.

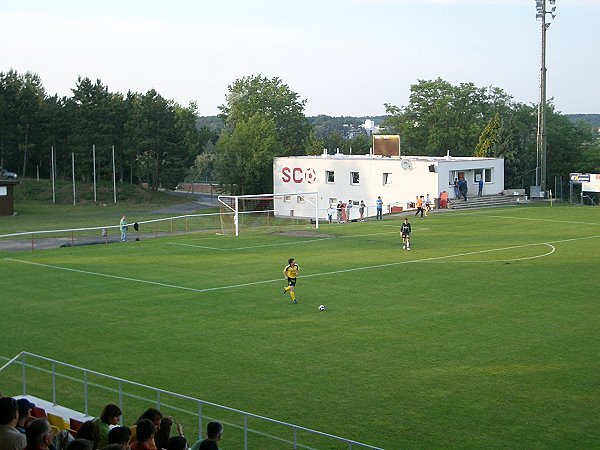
[{"left": 0, "top": 352, "right": 383, "bottom": 450}]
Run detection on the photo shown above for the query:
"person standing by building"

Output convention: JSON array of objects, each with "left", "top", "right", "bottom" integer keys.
[
  {"left": 326, "top": 204, "right": 335, "bottom": 224},
  {"left": 346, "top": 200, "right": 353, "bottom": 222},
  {"left": 336, "top": 201, "right": 343, "bottom": 224},
  {"left": 359, "top": 200, "right": 366, "bottom": 221},
  {"left": 400, "top": 217, "right": 411, "bottom": 250},
  {"left": 459, "top": 179, "right": 468, "bottom": 201},
  {"left": 415, "top": 195, "right": 425, "bottom": 218},
  {"left": 120, "top": 215, "right": 128, "bottom": 242},
  {"left": 376, "top": 196, "right": 383, "bottom": 220},
  {"left": 454, "top": 178, "right": 460, "bottom": 198},
  {"left": 478, "top": 178, "right": 484, "bottom": 196},
  {"left": 425, "top": 194, "right": 432, "bottom": 216},
  {"left": 283, "top": 258, "right": 300, "bottom": 304}
]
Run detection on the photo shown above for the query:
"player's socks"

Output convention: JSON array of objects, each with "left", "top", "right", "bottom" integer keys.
[{"left": 291, "top": 291, "right": 296, "bottom": 301}]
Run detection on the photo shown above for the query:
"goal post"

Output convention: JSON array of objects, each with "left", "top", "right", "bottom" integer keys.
[{"left": 218, "top": 192, "right": 319, "bottom": 236}]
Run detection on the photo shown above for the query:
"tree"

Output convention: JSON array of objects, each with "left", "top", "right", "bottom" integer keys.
[
  {"left": 382, "top": 78, "right": 514, "bottom": 156},
  {"left": 216, "top": 113, "right": 283, "bottom": 195},
  {"left": 219, "top": 75, "right": 310, "bottom": 155}
]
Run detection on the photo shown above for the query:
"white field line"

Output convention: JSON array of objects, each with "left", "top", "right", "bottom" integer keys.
[
  {"left": 5, "top": 234, "right": 599, "bottom": 294},
  {"left": 167, "top": 230, "right": 401, "bottom": 251},
  {"left": 457, "top": 213, "right": 600, "bottom": 227},
  {"left": 427, "top": 243, "right": 556, "bottom": 263}
]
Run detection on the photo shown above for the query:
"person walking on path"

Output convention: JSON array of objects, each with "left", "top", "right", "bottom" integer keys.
[{"left": 415, "top": 196, "right": 425, "bottom": 218}]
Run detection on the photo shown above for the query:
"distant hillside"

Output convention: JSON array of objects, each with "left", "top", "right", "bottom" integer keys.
[
  {"left": 196, "top": 114, "right": 390, "bottom": 138},
  {"left": 566, "top": 114, "right": 600, "bottom": 129}
]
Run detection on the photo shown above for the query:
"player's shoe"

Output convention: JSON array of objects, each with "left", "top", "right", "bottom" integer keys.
[
  {"left": 283, "top": 287, "right": 287, "bottom": 294},
  {"left": 407, "top": 247, "right": 411, "bottom": 250},
  {"left": 293, "top": 300, "right": 297, "bottom": 304},
  {"left": 402, "top": 245, "right": 406, "bottom": 250}
]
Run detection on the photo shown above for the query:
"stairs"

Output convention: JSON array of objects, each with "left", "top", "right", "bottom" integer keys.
[{"left": 448, "top": 193, "right": 527, "bottom": 210}]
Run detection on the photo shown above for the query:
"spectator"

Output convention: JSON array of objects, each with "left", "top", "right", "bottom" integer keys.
[
  {"left": 358, "top": 200, "right": 366, "bottom": 221},
  {"left": 108, "top": 426, "right": 131, "bottom": 449},
  {"left": 336, "top": 201, "right": 343, "bottom": 223},
  {"left": 414, "top": 195, "right": 424, "bottom": 218},
  {"left": 120, "top": 215, "right": 128, "bottom": 242},
  {"left": 346, "top": 200, "right": 353, "bottom": 222},
  {"left": 326, "top": 204, "right": 335, "bottom": 224},
  {"left": 129, "top": 409, "right": 162, "bottom": 450},
  {"left": 376, "top": 196, "right": 383, "bottom": 220},
  {"left": 130, "top": 420, "right": 155, "bottom": 450},
  {"left": 76, "top": 420, "right": 100, "bottom": 450},
  {"left": 453, "top": 178, "right": 460, "bottom": 198},
  {"left": 166, "top": 437, "right": 187, "bottom": 450},
  {"left": 0, "top": 396, "right": 27, "bottom": 450},
  {"left": 190, "top": 421, "right": 222, "bottom": 450},
  {"left": 65, "top": 440, "right": 93, "bottom": 450},
  {"left": 478, "top": 178, "right": 484, "bottom": 196},
  {"left": 25, "top": 418, "right": 53, "bottom": 450},
  {"left": 94, "top": 404, "right": 122, "bottom": 448},
  {"left": 425, "top": 194, "right": 431, "bottom": 216},
  {"left": 154, "top": 417, "right": 183, "bottom": 450},
  {"left": 16, "top": 398, "right": 36, "bottom": 433}
]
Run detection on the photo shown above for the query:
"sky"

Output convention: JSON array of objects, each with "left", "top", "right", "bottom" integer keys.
[{"left": 1, "top": 0, "right": 598, "bottom": 117}]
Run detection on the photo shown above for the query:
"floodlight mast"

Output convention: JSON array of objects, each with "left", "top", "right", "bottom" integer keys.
[{"left": 535, "top": 0, "right": 557, "bottom": 192}]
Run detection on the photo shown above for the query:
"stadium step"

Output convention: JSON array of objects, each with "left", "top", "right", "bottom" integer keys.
[{"left": 448, "top": 193, "right": 528, "bottom": 210}]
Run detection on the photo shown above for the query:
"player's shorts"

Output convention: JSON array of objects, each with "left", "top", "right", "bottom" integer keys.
[
  {"left": 401, "top": 233, "right": 410, "bottom": 238},
  {"left": 287, "top": 277, "right": 297, "bottom": 287}
]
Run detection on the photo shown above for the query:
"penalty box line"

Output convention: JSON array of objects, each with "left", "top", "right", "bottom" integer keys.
[{"left": 5, "top": 234, "right": 600, "bottom": 294}]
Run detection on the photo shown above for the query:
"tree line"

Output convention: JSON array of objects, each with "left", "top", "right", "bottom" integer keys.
[{"left": 1, "top": 70, "right": 599, "bottom": 197}]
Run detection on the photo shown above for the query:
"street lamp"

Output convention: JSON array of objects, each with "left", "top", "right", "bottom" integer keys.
[{"left": 535, "top": 0, "right": 557, "bottom": 192}]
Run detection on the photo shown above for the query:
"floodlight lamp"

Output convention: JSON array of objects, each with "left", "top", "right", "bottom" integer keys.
[
  {"left": 536, "top": 13, "right": 544, "bottom": 19},
  {"left": 549, "top": 0, "right": 556, "bottom": 5}
]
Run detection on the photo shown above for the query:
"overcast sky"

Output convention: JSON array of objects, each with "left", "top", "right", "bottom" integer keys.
[{"left": 1, "top": 0, "right": 598, "bottom": 117}]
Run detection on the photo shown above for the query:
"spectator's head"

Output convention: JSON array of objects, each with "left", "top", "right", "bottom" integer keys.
[
  {"left": 135, "top": 408, "right": 163, "bottom": 429},
  {"left": 26, "top": 418, "right": 53, "bottom": 449},
  {"left": 65, "top": 439, "right": 94, "bottom": 450},
  {"left": 17, "top": 398, "right": 35, "bottom": 423},
  {"left": 76, "top": 420, "right": 100, "bottom": 449},
  {"left": 135, "top": 419, "right": 156, "bottom": 443},
  {"left": 100, "top": 403, "right": 122, "bottom": 426},
  {"left": 166, "top": 436, "right": 188, "bottom": 450},
  {"left": 206, "top": 421, "right": 223, "bottom": 441},
  {"left": 0, "top": 396, "right": 19, "bottom": 425},
  {"left": 108, "top": 426, "right": 131, "bottom": 447},
  {"left": 101, "top": 445, "right": 127, "bottom": 450}
]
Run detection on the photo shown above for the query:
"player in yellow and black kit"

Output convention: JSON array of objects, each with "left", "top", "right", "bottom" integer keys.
[{"left": 283, "top": 258, "right": 300, "bottom": 304}]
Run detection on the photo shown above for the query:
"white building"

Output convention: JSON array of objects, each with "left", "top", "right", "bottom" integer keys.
[{"left": 273, "top": 150, "right": 504, "bottom": 220}]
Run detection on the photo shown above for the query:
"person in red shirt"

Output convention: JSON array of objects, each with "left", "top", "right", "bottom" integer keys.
[{"left": 130, "top": 419, "right": 156, "bottom": 450}]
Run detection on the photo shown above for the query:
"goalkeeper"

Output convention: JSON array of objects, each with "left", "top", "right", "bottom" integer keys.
[{"left": 283, "top": 258, "right": 300, "bottom": 304}]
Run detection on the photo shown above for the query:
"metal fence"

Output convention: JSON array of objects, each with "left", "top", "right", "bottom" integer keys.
[{"left": 0, "top": 352, "right": 383, "bottom": 450}]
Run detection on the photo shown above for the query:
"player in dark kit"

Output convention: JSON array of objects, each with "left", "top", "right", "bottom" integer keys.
[
  {"left": 400, "top": 217, "right": 411, "bottom": 250},
  {"left": 283, "top": 258, "right": 300, "bottom": 304}
]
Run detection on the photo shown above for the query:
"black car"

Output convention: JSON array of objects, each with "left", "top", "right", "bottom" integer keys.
[{"left": 1, "top": 169, "right": 17, "bottom": 179}]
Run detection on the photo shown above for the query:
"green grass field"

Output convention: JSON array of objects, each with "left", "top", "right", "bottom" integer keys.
[{"left": 1, "top": 203, "right": 599, "bottom": 449}]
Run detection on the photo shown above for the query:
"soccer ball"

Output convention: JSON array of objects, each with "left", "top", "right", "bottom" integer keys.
[{"left": 318, "top": 304, "right": 326, "bottom": 311}]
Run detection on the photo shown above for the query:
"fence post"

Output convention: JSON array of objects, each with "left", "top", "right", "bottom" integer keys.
[
  {"left": 118, "top": 381, "right": 123, "bottom": 425},
  {"left": 293, "top": 426, "right": 297, "bottom": 449},
  {"left": 83, "top": 370, "right": 89, "bottom": 416},
  {"left": 244, "top": 414, "right": 248, "bottom": 450},
  {"left": 157, "top": 391, "right": 161, "bottom": 410},
  {"left": 171, "top": 219, "right": 173, "bottom": 235},
  {"left": 52, "top": 362, "right": 56, "bottom": 405},
  {"left": 21, "top": 353, "right": 27, "bottom": 395},
  {"left": 197, "top": 402, "right": 203, "bottom": 442}
]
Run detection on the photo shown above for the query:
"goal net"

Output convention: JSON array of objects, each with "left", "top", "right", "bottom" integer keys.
[{"left": 217, "top": 192, "right": 319, "bottom": 236}]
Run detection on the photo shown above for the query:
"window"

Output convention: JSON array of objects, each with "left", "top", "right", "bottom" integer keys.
[
  {"left": 283, "top": 195, "right": 291, "bottom": 203},
  {"left": 485, "top": 169, "right": 492, "bottom": 182},
  {"left": 383, "top": 173, "right": 392, "bottom": 186},
  {"left": 326, "top": 171, "right": 335, "bottom": 183},
  {"left": 351, "top": 172, "right": 360, "bottom": 185},
  {"left": 474, "top": 168, "right": 493, "bottom": 183},
  {"left": 329, "top": 198, "right": 337, "bottom": 206},
  {"left": 297, "top": 195, "right": 305, "bottom": 204}
]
